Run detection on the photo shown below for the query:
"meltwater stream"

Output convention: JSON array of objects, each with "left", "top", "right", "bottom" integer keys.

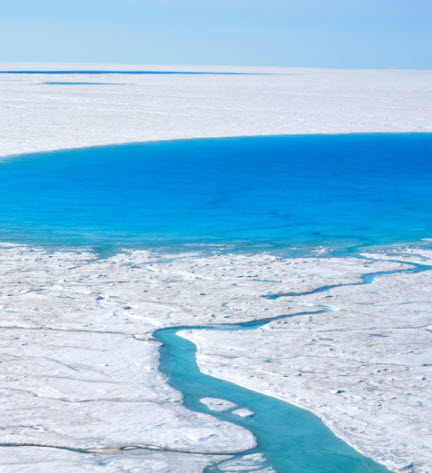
[
  {"left": 155, "top": 260, "right": 432, "bottom": 473},
  {"left": 1, "top": 134, "right": 431, "bottom": 471}
]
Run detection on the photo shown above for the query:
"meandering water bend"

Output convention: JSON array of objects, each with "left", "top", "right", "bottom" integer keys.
[
  {"left": 1, "top": 133, "right": 431, "bottom": 471},
  {"left": 155, "top": 259, "right": 432, "bottom": 473}
]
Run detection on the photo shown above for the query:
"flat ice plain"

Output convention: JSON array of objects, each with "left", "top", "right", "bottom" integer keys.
[
  {"left": 0, "top": 64, "right": 431, "bottom": 472},
  {"left": 1, "top": 63, "right": 432, "bottom": 157}
]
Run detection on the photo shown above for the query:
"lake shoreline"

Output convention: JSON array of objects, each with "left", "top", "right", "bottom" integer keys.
[
  {"left": 1, "top": 65, "right": 431, "bottom": 158},
  {"left": 0, "top": 242, "right": 430, "bottom": 472}
]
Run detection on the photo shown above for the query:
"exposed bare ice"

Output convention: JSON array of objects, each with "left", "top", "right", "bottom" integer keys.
[
  {"left": 200, "top": 398, "right": 238, "bottom": 412},
  {"left": 0, "top": 243, "right": 430, "bottom": 472},
  {"left": 183, "top": 247, "right": 432, "bottom": 473},
  {"left": 0, "top": 64, "right": 432, "bottom": 158}
]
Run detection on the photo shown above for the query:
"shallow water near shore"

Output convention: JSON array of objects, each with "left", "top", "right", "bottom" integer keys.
[
  {"left": 154, "top": 259, "right": 432, "bottom": 473},
  {"left": 0, "top": 133, "right": 431, "bottom": 253},
  {"left": 1, "top": 133, "right": 431, "bottom": 471},
  {"left": 155, "top": 323, "right": 390, "bottom": 473}
]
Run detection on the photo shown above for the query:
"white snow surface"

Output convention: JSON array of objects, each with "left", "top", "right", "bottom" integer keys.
[
  {"left": 0, "top": 244, "right": 430, "bottom": 472},
  {"left": 1, "top": 64, "right": 432, "bottom": 472},
  {"left": 200, "top": 398, "right": 238, "bottom": 412},
  {"left": 0, "top": 63, "right": 432, "bottom": 158},
  {"left": 183, "top": 248, "right": 432, "bottom": 473}
]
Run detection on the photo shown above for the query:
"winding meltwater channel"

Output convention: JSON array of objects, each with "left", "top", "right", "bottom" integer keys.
[
  {"left": 154, "top": 259, "right": 431, "bottom": 473},
  {"left": 1, "top": 134, "right": 432, "bottom": 472}
]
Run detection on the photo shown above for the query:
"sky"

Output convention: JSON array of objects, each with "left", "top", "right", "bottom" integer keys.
[{"left": 0, "top": 0, "right": 431, "bottom": 69}]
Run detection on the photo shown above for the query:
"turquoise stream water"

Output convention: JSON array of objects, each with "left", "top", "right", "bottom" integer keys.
[
  {"left": 156, "top": 327, "right": 388, "bottom": 473},
  {"left": 1, "top": 134, "right": 431, "bottom": 471},
  {"left": 155, "top": 260, "right": 432, "bottom": 473}
]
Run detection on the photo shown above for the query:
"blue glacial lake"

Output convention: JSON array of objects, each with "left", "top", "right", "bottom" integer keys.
[
  {"left": 0, "top": 133, "right": 431, "bottom": 253},
  {"left": 0, "top": 70, "right": 262, "bottom": 75},
  {"left": 1, "top": 133, "right": 430, "bottom": 472},
  {"left": 41, "top": 81, "right": 127, "bottom": 85}
]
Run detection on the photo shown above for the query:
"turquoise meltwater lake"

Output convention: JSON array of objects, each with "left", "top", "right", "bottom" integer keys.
[
  {"left": 1, "top": 133, "right": 431, "bottom": 472},
  {"left": 0, "top": 133, "right": 431, "bottom": 253}
]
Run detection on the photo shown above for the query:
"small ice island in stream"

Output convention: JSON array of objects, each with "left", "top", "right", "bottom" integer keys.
[{"left": 0, "top": 65, "right": 431, "bottom": 473}]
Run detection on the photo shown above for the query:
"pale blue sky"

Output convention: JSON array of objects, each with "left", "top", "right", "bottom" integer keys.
[{"left": 1, "top": 0, "right": 431, "bottom": 68}]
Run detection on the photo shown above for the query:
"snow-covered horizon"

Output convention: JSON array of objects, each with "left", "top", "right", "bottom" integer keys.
[{"left": 1, "top": 65, "right": 431, "bottom": 158}]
